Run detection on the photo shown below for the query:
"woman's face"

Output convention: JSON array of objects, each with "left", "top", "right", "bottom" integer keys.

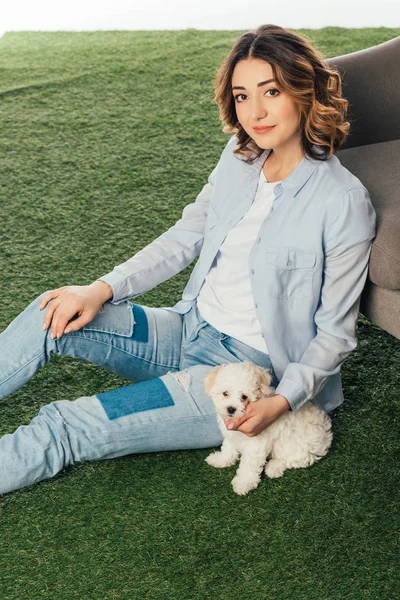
[{"left": 231, "top": 58, "right": 303, "bottom": 155}]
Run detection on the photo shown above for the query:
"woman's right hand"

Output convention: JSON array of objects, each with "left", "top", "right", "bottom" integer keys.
[{"left": 39, "top": 281, "right": 113, "bottom": 340}]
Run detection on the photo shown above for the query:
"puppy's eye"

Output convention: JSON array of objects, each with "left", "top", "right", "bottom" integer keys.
[
  {"left": 241, "top": 395, "right": 248, "bottom": 401},
  {"left": 222, "top": 391, "right": 229, "bottom": 397}
]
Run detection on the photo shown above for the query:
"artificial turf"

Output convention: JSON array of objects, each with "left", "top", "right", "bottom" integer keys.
[{"left": 0, "top": 27, "right": 399, "bottom": 600}]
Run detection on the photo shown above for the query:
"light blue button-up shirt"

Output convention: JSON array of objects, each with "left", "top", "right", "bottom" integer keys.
[{"left": 99, "top": 135, "right": 376, "bottom": 414}]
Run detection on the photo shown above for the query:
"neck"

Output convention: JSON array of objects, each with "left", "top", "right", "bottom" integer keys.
[{"left": 264, "top": 140, "right": 305, "bottom": 181}]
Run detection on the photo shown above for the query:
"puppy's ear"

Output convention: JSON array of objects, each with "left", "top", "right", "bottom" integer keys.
[
  {"left": 251, "top": 364, "right": 275, "bottom": 398},
  {"left": 204, "top": 365, "right": 224, "bottom": 397}
]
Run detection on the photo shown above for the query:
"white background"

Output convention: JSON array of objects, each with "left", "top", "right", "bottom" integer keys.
[{"left": 1, "top": 0, "right": 399, "bottom": 37}]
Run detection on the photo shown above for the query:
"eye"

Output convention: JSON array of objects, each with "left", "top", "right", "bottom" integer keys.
[
  {"left": 222, "top": 391, "right": 229, "bottom": 397},
  {"left": 241, "top": 395, "right": 248, "bottom": 401},
  {"left": 233, "top": 88, "right": 280, "bottom": 103},
  {"left": 265, "top": 88, "right": 280, "bottom": 97}
]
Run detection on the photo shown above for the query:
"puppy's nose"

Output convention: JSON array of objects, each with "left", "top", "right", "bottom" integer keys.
[{"left": 227, "top": 406, "right": 236, "bottom": 415}]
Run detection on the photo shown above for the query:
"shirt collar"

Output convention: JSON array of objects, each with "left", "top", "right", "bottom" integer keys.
[{"left": 246, "top": 144, "right": 324, "bottom": 198}]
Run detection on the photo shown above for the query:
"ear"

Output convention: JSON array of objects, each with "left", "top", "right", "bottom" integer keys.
[
  {"left": 204, "top": 365, "right": 224, "bottom": 397},
  {"left": 251, "top": 364, "right": 275, "bottom": 398}
]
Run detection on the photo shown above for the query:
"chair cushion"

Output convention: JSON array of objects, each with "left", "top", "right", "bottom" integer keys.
[
  {"left": 327, "top": 36, "right": 400, "bottom": 150},
  {"left": 337, "top": 139, "right": 400, "bottom": 290},
  {"left": 360, "top": 281, "right": 400, "bottom": 339}
]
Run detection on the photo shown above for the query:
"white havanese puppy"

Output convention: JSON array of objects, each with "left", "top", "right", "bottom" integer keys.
[{"left": 204, "top": 361, "right": 333, "bottom": 495}]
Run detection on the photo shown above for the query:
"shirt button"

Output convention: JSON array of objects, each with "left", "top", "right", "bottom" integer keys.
[
  {"left": 250, "top": 269, "right": 255, "bottom": 275},
  {"left": 261, "top": 333, "right": 265, "bottom": 338},
  {"left": 254, "top": 303, "right": 258, "bottom": 308},
  {"left": 257, "top": 237, "right": 261, "bottom": 243},
  {"left": 287, "top": 259, "right": 293, "bottom": 267}
]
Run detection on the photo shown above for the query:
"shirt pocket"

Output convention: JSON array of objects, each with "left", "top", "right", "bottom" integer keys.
[{"left": 264, "top": 246, "right": 317, "bottom": 299}]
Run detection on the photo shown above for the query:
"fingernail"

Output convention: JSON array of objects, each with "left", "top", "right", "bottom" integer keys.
[
  {"left": 227, "top": 423, "right": 233, "bottom": 429},
  {"left": 51, "top": 332, "right": 56, "bottom": 339},
  {"left": 42, "top": 323, "right": 47, "bottom": 330}
]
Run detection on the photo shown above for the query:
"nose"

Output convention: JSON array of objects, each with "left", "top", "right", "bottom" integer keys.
[
  {"left": 227, "top": 406, "right": 236, "bottom": 415},
  {"left": 251, "top": 95, "right": 267, "bottom": 122}
]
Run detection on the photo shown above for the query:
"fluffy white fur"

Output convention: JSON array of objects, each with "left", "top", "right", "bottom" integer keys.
[{"left": 204, "top": 361, "right": 333, "bottom": 496}]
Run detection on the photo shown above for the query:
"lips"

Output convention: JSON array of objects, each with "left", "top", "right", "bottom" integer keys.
[{"left": 254, "top": 125, "right": 276, "bottom": 134}]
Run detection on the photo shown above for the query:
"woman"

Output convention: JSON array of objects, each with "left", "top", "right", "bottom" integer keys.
[{"left": 0, "top": 24, "right": 376, "bottom": 495}]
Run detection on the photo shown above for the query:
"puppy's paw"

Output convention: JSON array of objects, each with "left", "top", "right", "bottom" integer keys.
[
  {"left": 205, "top": 451, "right": 237, "bottom": 468},
  {"left": 231, "top": 474, "right": 259, "bottom": 496},
  {"left": 264, "top": 459, "right": 286, "bottom": 479}
]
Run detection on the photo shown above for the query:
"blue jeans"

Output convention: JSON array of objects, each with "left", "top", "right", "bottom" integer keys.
[{"left": 0, "top": 292, "right": 279, "bottom": 495}]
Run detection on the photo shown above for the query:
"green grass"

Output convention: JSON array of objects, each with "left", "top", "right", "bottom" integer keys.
[{"left": 0, "top": 28, "right": 399, "bottom": 600}]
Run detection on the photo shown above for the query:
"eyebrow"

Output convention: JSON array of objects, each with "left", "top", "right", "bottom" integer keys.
[{"left": 232, "top": 78, "right": 276, "bottom": 91}]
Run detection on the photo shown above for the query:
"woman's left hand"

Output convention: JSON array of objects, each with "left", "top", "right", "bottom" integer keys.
[{"left": 224, "top": 394, "right": 291, "bottom": 437}]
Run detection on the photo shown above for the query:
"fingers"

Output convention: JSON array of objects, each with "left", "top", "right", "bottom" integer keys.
[
  {"left": 227, "top": 420, "right": 256, "bottom": 437},
  {"left": 38, "top": 287, "right": 66, "bottom": 311},
  {"left": 45, "top": 310, "right": 90, "bottom": 339},
  {"left": 229, "top": 405, "right": 253, "bottom": 428},
  {"left": 225, "top": 415, "right": 248, "bottom": 430},
  {"left": 49, "top": 310, "right": 83, "bottom": 340},
  {"left": 48, "top": 314, "right": 73, "bottom": 340},
  {"left": 42, "top": 299, "right": 60, "bottom": 338},
  {"left": 39, "top": 290, "right": 54, "bottom": 311},
  {"left": 51, "top": 321, "right": 69, "bottom": 339},
  {"left": 63, "top": 315, "right": 87, "bottom": 335},
  {"left": 39, "top": 288, "right": 71, "bottom": 339}
]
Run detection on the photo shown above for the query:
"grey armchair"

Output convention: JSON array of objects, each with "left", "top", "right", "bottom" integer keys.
[{"left": 327, "top": 36, "right": 400, "bottom": 339}]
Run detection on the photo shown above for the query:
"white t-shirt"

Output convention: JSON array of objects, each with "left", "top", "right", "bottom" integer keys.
[{"left": 197, "top": 168, "right": 282, "bottom": 354}]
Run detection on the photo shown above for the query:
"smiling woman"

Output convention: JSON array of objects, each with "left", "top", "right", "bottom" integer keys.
[
  {"left": 232, "top": 58, "right": 303, "bottom": 182},
  {"left": 214, "top": 23, "right": 349, "bottom": 177},
  {"left": 0, "top": 24, "right": 376, "bottom": 495}
]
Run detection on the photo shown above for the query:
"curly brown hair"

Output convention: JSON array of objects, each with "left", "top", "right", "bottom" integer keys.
[{"left": 214, "top": 24, "right": 350, "bottom": 162}]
